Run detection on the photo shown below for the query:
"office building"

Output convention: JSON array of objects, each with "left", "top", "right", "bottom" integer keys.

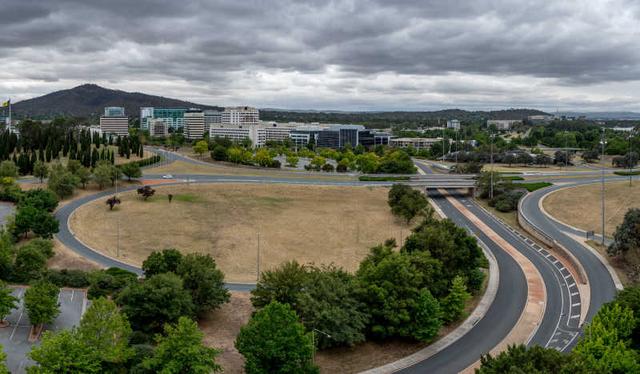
[
  {"left": 222, "top": 106, "right": 259, "bottom": 125},
  {"left": 100, "top": 107, "right": 129, "bottom": 137},
  {"left": 487, "top": 119, "right": 522, "bottom": 131},
  {"left": 149, "top": 119, "right": 169, "bottom": 137},
  {"left": 528, "top": 115, "right": 553, "bottom": 124},
  {"left": 140, "top": 107, "right": 187, "bottom": 130},
  {"left": 447, "top": 119, "right": 461, "bottom": 130},
  {"left": 204, "top": 110, "right": 222, "bottom": 127},
  {"left": 184, "top": 110, "right": 205, "bottom": 140},
  {"left": 209, "top": 124, "right": 263, "bottom": 145},
  {"left": 390, "top": 137, "right": 442, "bottom": 150}
]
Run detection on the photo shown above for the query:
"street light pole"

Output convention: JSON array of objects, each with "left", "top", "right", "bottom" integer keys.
[
  {"left": 311, "top": 328, "right": 332, "bottom": 365},
  {"left": 600, "top": 128, "right": 606, "bottom": 246}
]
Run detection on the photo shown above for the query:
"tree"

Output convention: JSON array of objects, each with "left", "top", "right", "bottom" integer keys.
[
  {"left": 614, "top": 286, "right": 640, "bottom": 347},
  {"left": 478, "top": 344, "right": 571, "bottom": 374},
  {"left": 582, "top": 149, "right": 600, "bottom": 163},
  {"left": 0, "top": 344, "right": 8, "bottom": 374},
  {"left": 13, "top": 243, "right": 48, "bottom": 282},
  {"left": 211, "top": 145, "right": 227, "bottom": 161},
  {"left": 251, "top": 261, "right": 309, "bottom": 309},
  {"left": 176, "top": 253, "right": 230, "bottom": 316},
  {"left": 14, "top": 205, "right": 40, "bottom": 238},
  {"left": 412, "top": 289, "right": 442, "bottom": 342},
  {"left": 19, "top": 188, "right": 58, "bottom": 212},
  {"left": 193, "top": 140, "right": 209, "bottom": 159},
  {"left": 388, "top": 184, "right": 428, "bottom": 224},
  {"left": 296, "top": 266, "right": 368, "bottom": 348},
  {"left": 74, "top": 166, "right": 92, "bottom": 188},
  {"left": 76, "top": 298, "right": 133, "bottom": 366},
  {"left": 608, "top": 208, "right": 640, "bottom": 256},
  {"left": 142, "top": 317, "right": 222, "bottom": 374},
  {"left": 0, "top": 161, "right": 18, "bottom": 178},
  {"left": 142, "top": 248, "right": 183, "bottom": 277},
  {"left": 93, "top": 162, "right": 113, "bottom": 189},
  {"left": 48, "top": 164, "right": 79, "bottom": 199},
  {"left": 286, "top": 155, "right": 299, "bottom": 168},
  {"left": 30, "top": 210, "right": 59, "bottom": 239},
  {"left": 0, "top": 282, "right": 18, "bottom": 326},
  {"left": 106, "top": 196, "right": 121, "bottom": 210},
  {"left": 254, "top": 148, "right": 273, "bottom": 167},
  {"left": 120, "top": 163, "right": 142, "bottom": 181},
  {"left": 117, "top": 273, "right": 194, "bottom": 333},
  {"left": 28, "top": 330, "right": 101, "bottom": 374},
  {"left": 236, "top": 301, "right": 318, "bottom": 374},
  {"left": 33, "top": 161, "right": 49, "bottom": 183},
  {"left": 24, "top": 280, "right": 60, "bottom": 327},
  {"left": 440, "top": 276, "right": 471, "bottom": 324},
  {"left": 137, "top": 186, "right": 155, "bottom": 200},
  {"left": 309, "top": 155, "right": 326, "bottom": 171}
]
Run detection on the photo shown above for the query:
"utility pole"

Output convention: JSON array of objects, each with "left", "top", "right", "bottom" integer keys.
[{"left": 600, "top": 128, "right": 606, "bottom": 246}]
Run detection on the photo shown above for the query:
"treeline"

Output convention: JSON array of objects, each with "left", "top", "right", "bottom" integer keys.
[{"left": 237, "top": 188, "right": 486, "bottom": 372}]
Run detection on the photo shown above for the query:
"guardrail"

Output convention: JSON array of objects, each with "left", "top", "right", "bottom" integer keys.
[{"left": 517, "top": 194, "right": 588, "bottom": 285}]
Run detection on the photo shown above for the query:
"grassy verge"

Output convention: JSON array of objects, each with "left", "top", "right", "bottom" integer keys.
[
  {"left": 517, "top": 182, "right": 553, "bottom": 192},
  {"left": 501, "top": 176, "right": 525, "bottom": 181},
  {"left": 359, "top": 176, "right": 411, "bottom": 182},
  {"left": 585, "top": 240, "right": 632, "bottom": 286},
  {"left": 614, "top": 170, "right": 640, "bottom": 176}
]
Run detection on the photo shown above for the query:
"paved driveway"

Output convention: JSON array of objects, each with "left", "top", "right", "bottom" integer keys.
[{"left": 0, "top": 287, "right": 87, "bottom": 373}]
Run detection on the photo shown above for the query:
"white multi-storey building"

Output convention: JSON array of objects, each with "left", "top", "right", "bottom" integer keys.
[
  {"left": 221, "top": 106, "right": 259, "bottom": 125},
  {"left": 149, "top": 119, "right": 168, "bottom": 137},
  {"left": 447, "top": 119, "right": 461, "bottom": 130},
  {"left": 184, "top": 110, "right": 205, "bottom": 140},
  {"left": 100, "top": 106, "right": 129, "bottom": 137},
  {"left": 487, "top": 119, "right": 522, "bottom": 130}
]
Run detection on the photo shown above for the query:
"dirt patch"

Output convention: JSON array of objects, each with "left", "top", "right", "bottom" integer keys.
[
  {"left": 199, "top": 291, "right": 253, "bottom": 374},
  {"left": 69, "top": 183, "right": 407, "bottom": 283},
  {"left": 47, "top": 239, "right": 102, "bottom": 272},
  {"left": 543, "top": 181, "right": 640, "bottom": 237}
]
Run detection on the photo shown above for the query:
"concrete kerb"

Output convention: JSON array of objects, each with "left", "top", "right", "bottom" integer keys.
[
  {"left": 359, "top": 201, "right": 500, "bottom": 374},
  {"left": 536, "top": 187, "right": 624, "bottom": 291}
]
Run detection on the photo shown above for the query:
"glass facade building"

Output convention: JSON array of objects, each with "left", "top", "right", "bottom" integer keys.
[{"left": 140, "top": 107, "right": 187, "bottom": 131}]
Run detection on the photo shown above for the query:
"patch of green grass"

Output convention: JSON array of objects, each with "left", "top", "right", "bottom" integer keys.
[
  {"left": 359, "top": 176, "right": 411, "bottom": 182},
  {"left": 172, "top": 194, "right": 203, "bottom": 203},
  {"left": 614, "top": 170, "right": 640, "bottom": 176},
  {"left": 517, "top": 182, "right": 553, "bottom": 192},
  {"left": 502, "top": 176, "right": 525, "bottom": 181}
]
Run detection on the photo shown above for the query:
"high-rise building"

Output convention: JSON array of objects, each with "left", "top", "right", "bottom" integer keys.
[
  {"left": 149, "top": 119, "right": 169, "bottom": 137},
  {"left": 222, "top": 106, "right": 259, "bottom": 125},
  {"left": 447, "top": 119, "right": 461, "bottom": 130},
  {"left": 184, "top": 110, "right": 205, "bottom": 140},
  {"left": 104, "top": 107, "right": 125, "bottom": 117},
  {"left": 204, "top": 110, "right": 222, "bottom": 127},
  {"left": 100, "top": 107, "right": 128, "bottom": 137},
  {"left": 140, "top": 107, "right": 187, "bottom": 131}
]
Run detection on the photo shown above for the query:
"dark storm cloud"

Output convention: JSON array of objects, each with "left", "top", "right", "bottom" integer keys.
[{"left": 1, "top": 0, "right": 640, "bottom": 110}]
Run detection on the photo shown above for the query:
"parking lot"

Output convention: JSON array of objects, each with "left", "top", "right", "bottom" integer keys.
[{"left": 0, "top": 287, "right": 87, "bottom": 373}]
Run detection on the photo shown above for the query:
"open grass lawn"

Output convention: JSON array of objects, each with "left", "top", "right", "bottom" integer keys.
[
  {"left": 543, "top": 181, "right": 640, "bottom": 237},
  {"left": 69, "top": 183, "right": 408, "bottom": 282}
]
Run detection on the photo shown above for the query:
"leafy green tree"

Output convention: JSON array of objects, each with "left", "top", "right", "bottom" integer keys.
[
  {"left": 572, "top": 303, "right": 640, "bottom": 373},
  {"left": 120, "top": 163, "right": 142, "bottom": 181},
  {"left": 66, "top": 159, "right": 82, "bottom": 175},
  {"left": 176, "top": 253, "right": 230, "bottom": 316},
  {"left": 24, "top": 280, "right": 60, "bottom": 327},
  {"left": 608, "top": 208, "right": 640, "bottom": 256},
  {"left": 74, "top": 166, "right": 92, "bottom": 189},
  {"left": 117, "top": 273, "right": 194, "bottom": 333},
  {"left": 33, "top": 161, "right": 49, "bottom": 183},
  {"left": 192, "top": 140, "right": 209, "bottom": 158},
  {"left": 13, "top": 244, "right": 48, "bottom": 282},
  {"left": 236, "top": 301, "right": 318, "bottom": 374},
  {"left": 355, "top": 152, "right": 380, "bottom": 173},
  {"left": 18, "top": 188, "right": 59, "bottom": 212},
  {"left": 211, "top": 145, "right": 228, "bottom": 161},
  {"left": 251, "top": 261, "right": 309, "bottom": 309},
  {"left": 0, "top": 344, "right": 8, "bottom": 374},
  {"left": 309, "top": 155, "right": 326, "bottom": 171},
  {"left": 286, "top": 155, "right": 299, "bottom": 168},
  {"left": 142, "top": 317, "right": 222, "bottom": 374},
  {"left": 0, "top": 282, "right": 18, "bottom": 325},
  {"left": 387, "top": 184, "right": 428, "bottom": 224},
  {"left": 478, "top": 344, "right": 572, "bottom": 374},
  {"left": 412, "top": 289, "right": 442, "bottom": 342},
  {"left": 27, "top": 330, "right": 100, "bottom": 374},
  {"left": 141, "top": 249, "right": 183, "bottom": 277},
  {"left": 77, "top": 298, "right": 133, "bottom": 366},
  {"left": 378, "top": 150, "right": 416, "bottom": 174},
  {"left": 87, "top": 267, "right": 138, "bottom": 300},
  {"left": 440, "top": 276, "right": 471, "bottom": 324},
  {"left": 254, "top": 148, "right": 273, "bottom": 167},
  {"left": 47, "top": 163, "right": 79, "bottom": 199},
  {"left": 614, "top": 286, "right": 640, "bottom": 347},
  {"left": 93, "top": 162, "right": 113, "bottom": 189},
  {"left": 296, "top": 266, "right": 368, "bottom": 348},
  {"left": 0, "top": 161, "right": 18, "bottom": 178},
  {"left": 13, "top": 205, "right": 41, "bottom": 238}
]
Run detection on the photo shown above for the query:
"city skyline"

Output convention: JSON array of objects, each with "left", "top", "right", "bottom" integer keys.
[{"left": 1, "top": 0, "right": 640, "bottom": 112}]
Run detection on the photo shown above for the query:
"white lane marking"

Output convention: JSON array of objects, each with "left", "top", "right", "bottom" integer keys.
[
  {"left": 568, "top": 282, "right": 576, "bottom": 288},
  {"left": 572, "top": 302, "right": 581, "bottom": 307},
  {"left": 570, "top": 315, "right": 580, "bottom": 319},
  {"left": 571, "top": 292, "right": 579, "bottom": 296}
]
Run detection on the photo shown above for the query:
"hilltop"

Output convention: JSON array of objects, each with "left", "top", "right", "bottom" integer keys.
[{"left": 11, "top": 84, "right": 221, "bottom": 119}]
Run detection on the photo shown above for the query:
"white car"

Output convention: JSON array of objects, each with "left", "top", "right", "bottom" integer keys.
[{"left": 162, "top": 174, "right": 174, "bottom": 179}]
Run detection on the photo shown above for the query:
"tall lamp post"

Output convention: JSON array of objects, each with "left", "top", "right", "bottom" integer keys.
[
  {"left": 600, "top": 128, "right": 607, "bottom": 246},
  {"left": 311, "top": 328, "right": 332, "bottom": 365}
]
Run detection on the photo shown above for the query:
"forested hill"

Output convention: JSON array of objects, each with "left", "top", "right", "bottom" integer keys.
[
  {"left": 11, "top": 84, "right": 221, "bottom": 119},
  {"left": 260, "top": 108, "right": 549, "bottom": 128}
]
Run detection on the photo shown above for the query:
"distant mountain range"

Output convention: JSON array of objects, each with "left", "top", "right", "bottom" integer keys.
[
  {"left": 557, "top": 112, "right": 640, "bottom": 120},
  {"left": 11, "top": 84, "right": 221, "bottom": 119}
]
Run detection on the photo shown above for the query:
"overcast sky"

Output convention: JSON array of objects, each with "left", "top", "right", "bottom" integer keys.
[{"left": 1, "top": 0, "right": 640, "bottom": 112}]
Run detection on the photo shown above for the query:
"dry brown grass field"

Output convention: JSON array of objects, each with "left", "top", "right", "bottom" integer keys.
[
  {"left": 69, "top": 183, "right": 408, "bottom": 282},
  {"left": 543, "top": 181, "right": 640, "bottom": 237}
]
